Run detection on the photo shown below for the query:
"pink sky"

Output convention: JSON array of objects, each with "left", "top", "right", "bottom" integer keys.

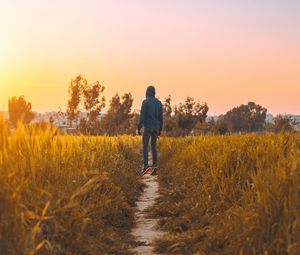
[{"left": 0, "top": 0, "right": 299, "bottom": 114}]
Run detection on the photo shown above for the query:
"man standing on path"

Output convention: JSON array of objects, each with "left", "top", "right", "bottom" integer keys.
[{"left": 137, "top": 85, "right": 163, "bottom": 176}]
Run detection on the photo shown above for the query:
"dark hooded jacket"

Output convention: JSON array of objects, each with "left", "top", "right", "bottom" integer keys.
[{"left": 138, "top": 86, "right": 163, "bottom": 131}]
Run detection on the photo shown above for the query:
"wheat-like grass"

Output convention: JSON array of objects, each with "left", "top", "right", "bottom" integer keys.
[
  {"left": 0, "top": 117, "right": 143, "bottom": 255},
  {"left": 154, "top": 134, "right": 300, "bottom": 255}
]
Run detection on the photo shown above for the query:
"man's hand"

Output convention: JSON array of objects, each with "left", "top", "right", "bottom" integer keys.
[{"left": 136, "top": 129, "right": 142, "bottom": 135}]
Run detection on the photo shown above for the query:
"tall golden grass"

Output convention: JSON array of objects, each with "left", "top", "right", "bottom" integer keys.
[
  {"left": 0, "top": 117, "right": 143, "bottom": 255},
  {"left": 2, "top": 115, "right": 300, "bottom": 255},
  {"left": 154, "top": 134, "right": 300, "bottom": 255}
]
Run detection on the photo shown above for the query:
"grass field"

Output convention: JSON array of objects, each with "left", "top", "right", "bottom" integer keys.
[
  {"left": 0, "top": 118, "right": 144, "bottom": 255},
  {"left": 1, "top": 117, "right": 299, "bottom": 255},
  {"left": 153, "top": 134, "right": 300, "bottom": 255}
]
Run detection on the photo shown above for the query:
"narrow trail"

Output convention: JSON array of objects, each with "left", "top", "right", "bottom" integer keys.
[{"left": 130, "top": 173, "right": 164, "bottom": 255}]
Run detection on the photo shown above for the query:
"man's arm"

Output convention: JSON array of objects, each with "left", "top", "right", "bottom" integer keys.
[{"left": 137, "top": 100, "right": 146, "bottom": 132}]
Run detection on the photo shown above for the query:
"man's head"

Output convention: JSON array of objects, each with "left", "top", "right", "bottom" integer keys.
[{"left": 146, "top": 85, "right": 155, "bottom": 98}]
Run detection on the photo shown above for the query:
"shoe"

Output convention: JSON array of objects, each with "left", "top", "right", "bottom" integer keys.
[
  {"left": 150, "top": 166, "right": 158, "bottom": 176},
  {"left": 141, "top": 166, "right": 152, "bottom": 176}
]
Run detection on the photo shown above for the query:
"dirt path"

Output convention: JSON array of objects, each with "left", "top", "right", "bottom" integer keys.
[{"left": 130, "top": 173, "right": 164, "bottom": 255}]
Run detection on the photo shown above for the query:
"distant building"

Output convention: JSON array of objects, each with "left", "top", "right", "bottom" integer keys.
[
  {"left": 288, "top": 115, "right": 300, "bottom": 123},
  {"left": 32, "top": 111, "right": 69, "bottom": 127},
  {"left": 207, "top": 116, "right": 219, "bottom": 122},
  {"left": 266, "top": 114, "right": 274, "bottom": 123},
  {"left": 288, "top": 115, "right": 300, "bottom": 131},
  {"left": 265, "top": 113, "right": 300, "bottom": 131},
  {"left": 2, "top": 110, "right": 299, "bottom": 131},
  {"left": 32, "top": 111, "right": 105, "bottom": 130}
]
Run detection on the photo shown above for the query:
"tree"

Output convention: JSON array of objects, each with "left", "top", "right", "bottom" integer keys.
[
  {"left": 82, "top": 80, "right": 105, "bottom": 134},
  {"left": 223, "top": 102, "right": 267, "bottom": 133},
  {"left": 8, "top": 96, "right": 35, "bottom": 127},
  {"left": 128, "top": 110, "right": 140, "bottom": 134},
  {"left": 67, "top": 75, "right": 85, "bottom": 127},
  {"left": 119, "top": 93, "right": 134, "bottom": 133},
  {"left": 272, "top": 115, "right": 297, "bottom": 133},
  {"left": 175, "top": 97, "right": 209, "bottom": 134},
  {"left": 162, "top": 95, "right": 177, "bottom": 133},
  {"left": 163, "top": 95, "right": 172, "bottom": 118},
  {"left": 214, "top": 116, "right": 230, "bottom": 135},
  {"left": 100, "top": 93, "right": 133, "bottom": 135},
  {"left": 194, "top": 101, "right": 209, "bottom": 123}
]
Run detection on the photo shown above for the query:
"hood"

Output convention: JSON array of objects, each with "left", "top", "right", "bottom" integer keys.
[{"left": 146, "top": 86, "right": 155, "bottom": 98}]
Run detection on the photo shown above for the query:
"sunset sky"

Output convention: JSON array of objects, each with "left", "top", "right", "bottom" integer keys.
[{"left": 0, "top": 0, "right": 299, "bottom": 115}]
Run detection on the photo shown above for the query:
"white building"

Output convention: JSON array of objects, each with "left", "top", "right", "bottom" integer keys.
[{"left": 288, "top": 115, "right": 300, "bottom": 131}]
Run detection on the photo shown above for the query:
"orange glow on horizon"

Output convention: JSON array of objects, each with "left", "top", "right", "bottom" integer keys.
[{"left": 0, "top": 1, "right": 299, "bottom": 115}]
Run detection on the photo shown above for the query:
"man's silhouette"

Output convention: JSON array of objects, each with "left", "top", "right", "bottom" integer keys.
[{"left": 137, "top": 86, "right": 163, "bottom": 175}]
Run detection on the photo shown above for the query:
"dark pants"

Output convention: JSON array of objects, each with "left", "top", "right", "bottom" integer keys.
[{"left": 142, "top": 127, "right": 159, "bottom": 168}]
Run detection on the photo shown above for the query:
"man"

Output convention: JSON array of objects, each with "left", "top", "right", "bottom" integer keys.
[{"left": 137, "top": 85, "right": 163, "bottom": 176}]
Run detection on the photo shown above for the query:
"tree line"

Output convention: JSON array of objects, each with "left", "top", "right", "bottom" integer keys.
[
  {"left": 66, "top": 75, "right": 136, "bottom": 135},
  {"left": 6, "top": 75, "right": 299, "bottom": 135},
  {"left": 66, "top": 75, "right": 210, "bottom": 135}
]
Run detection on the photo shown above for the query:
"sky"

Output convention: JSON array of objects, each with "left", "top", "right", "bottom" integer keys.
[{"left": 0, "top": 0, "right": 299, "bottom": 115}]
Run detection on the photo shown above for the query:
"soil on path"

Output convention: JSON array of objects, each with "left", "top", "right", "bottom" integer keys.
[{"left": 130, "top": 173, "right": 164, "bottom": 255}]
